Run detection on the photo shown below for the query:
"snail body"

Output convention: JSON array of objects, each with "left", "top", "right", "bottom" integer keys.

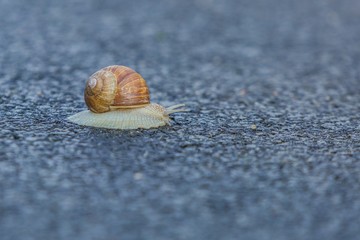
[
  {"left": 68, "top": 103, "right": 185, "bottom": 129},
  {"left": 67, "top": 65, "right": 186, "bottom": 129}
]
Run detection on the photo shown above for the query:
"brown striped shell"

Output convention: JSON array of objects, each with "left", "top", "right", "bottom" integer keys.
[{"left": 84, "top": 65, "right": 150, "bottom": 113}]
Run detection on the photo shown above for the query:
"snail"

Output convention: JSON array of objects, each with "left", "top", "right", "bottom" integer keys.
[{"left": 67, "top": 65, "right": 186, "bottom": 129}]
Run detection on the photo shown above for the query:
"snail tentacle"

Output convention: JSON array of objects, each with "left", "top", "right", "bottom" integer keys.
[{"left": 166, "top": 104, "right": 188, "bottom": 114}]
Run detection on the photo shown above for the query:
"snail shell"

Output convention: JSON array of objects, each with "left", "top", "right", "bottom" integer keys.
[
  {"left": 67, "top": 65, "right": 186, "bottom": 129},
  {"left": 85, "top": 65, "right": 150, "bottom": 113}
]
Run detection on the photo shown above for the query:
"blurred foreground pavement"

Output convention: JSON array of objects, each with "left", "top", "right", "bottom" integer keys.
[{"left": 0, "top": 0, "right": 359, "bottom": 239}]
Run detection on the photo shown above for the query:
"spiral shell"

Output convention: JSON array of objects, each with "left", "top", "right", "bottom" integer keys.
[{"left": 84, "top": 65, "right": 150, "bottom": 113}]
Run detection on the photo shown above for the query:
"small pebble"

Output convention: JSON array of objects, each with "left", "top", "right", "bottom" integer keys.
[{"left": 133, "top": 172, "right": 143, "bottom": 180}]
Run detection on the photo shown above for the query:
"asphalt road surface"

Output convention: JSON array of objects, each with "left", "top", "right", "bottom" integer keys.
[{"left": 0, "top": 0, "right": 359, "bottom": 239}]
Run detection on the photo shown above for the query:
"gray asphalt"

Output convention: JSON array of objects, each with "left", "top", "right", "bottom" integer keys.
[{"left": 1, "top": 0, "right": 360, "bottom": 239}]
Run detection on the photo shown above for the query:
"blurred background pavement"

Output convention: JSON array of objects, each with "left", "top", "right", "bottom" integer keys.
[{"left": 0, "top": 0, "right": 360, "bottom": 239}]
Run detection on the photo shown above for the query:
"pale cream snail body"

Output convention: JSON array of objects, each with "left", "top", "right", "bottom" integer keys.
[{"left": 67, "top": 65, "right": 186, "bottom": 129}]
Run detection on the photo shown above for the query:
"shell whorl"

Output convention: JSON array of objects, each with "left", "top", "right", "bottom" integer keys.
[{"left": 84, "top": 65, "right": 150, "bottom": 113}]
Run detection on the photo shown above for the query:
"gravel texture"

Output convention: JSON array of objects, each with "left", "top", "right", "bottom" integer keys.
[{"left": 1, "top": 0, "right": 360, "bottom": 239}]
